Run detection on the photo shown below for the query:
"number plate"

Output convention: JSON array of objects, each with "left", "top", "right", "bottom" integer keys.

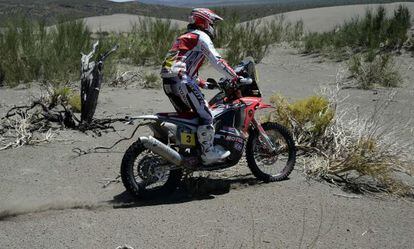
[{"left": 181, "top": 132, "right": 196, "bottom": 146}]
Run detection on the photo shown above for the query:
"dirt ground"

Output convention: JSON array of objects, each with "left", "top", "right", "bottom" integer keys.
[{"left": 1, "top": 3, "right": 414, "bottom": 249}]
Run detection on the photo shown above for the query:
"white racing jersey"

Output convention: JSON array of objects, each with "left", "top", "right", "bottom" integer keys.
[{"left": 161, "top": 29, "right": 237, "bottom": 87}]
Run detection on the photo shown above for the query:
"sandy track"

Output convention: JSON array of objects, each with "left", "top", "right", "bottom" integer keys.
[
  {"left": 1, "top": 44, "right": 414, "bottom": 248},
  {"left": 2, "top": 3, "right": 414, "bottom": 247}
]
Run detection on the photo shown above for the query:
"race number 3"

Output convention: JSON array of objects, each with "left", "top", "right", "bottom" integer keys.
[{"left": 181, "top": 132, "right": 196, "bottom": 146}]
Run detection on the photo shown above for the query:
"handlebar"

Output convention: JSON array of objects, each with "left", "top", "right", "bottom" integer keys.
[
  {"left": 217, "top": 77, "right": 253, "bottom": 90},
  {"left": 239, "top": 77, "right": 253, "bottom": 85},
  {"left": 100, "top": 44, "right": 119, "bottom": 62}
]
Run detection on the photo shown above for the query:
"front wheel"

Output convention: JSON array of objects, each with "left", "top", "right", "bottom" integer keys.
[
  {"left": 121, "top": 139, "right": 183, "bottom": 199},
  {"left": 246, "top": 122, "right": 296, "bottom": 182}
]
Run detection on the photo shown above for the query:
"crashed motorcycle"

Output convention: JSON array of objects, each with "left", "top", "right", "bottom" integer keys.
[
  {"left": 121, "top": 58, "right": 296, "bottom": 198},
  {"left": 80, "top": 41, "right": 118, "bottom": 124}
]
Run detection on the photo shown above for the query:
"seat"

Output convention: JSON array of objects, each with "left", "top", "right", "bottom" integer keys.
[{"left": 157, "top": 112, "right": 199, "bottom": 125}]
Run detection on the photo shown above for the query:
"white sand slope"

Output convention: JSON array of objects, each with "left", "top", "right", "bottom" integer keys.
[
  {"left": 257, "top": 2, "right": 414, "bottom": 33},
  {"left": 84, "top": 3, "right": 414, "bottom": 33},
  {"left": 83, "top": 14, "right": 187, "bottom": 33}
]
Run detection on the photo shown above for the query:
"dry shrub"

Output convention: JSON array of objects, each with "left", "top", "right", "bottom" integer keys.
[
  {"left": 310, "top": 90, "right": 413, "bottom": 195},
  {"left": 142, "top": 72, "right": 161, "bottom": 89},
  {"left": 267, "top": 85, "right": 413, "bottom": 196},
  {"left": 0, "top": 106, "right": 54, "bottom": 151},
  {"left": 49, "top": 86, "right": 81, "bottom": 112},
  {"left": 347, "top": 53, "right": 402, "bottom": 89},
  {"left": 110, "top": 70, "right": 160, "bottom": 89},
  {"left": 68, "top": 95, "right": 81, "bottom": 113},
  {"left": 266, "top": 95, "right": 334, "bottom": 146}
]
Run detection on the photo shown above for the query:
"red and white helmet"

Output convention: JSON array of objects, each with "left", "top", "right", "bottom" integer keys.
[{"left": 189, "top": 8, "right": 223, "bottom": 39}]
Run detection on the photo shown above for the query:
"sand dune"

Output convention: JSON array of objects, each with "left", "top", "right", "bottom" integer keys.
[
  {"left": 1, "top": 3, "right": 414, "bottom": 249},
  {"left": 83, "top": 14, "right": 187, "bottom": 33},
  {"left": 256, "top": 2, "right": 414, "bottom": 32},
  {"left": 86, "top": 3, "right": 414, "bottom": 34}
]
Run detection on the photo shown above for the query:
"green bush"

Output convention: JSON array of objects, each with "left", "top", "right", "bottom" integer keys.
[
  {"left": 302, "top": 5, "right": 412, "bottom": 57},
  {"left": 142, "top": 72, "right": 161, "bottom": 89},
  {"left": 266, "top": 93, "right": 413, "bottom": 196},
  {"left": 49, "top": 86, "right": 81, "bottom": 112},
  {"left": 68, "top": 94, "right": 82, "bottom": 113},
  {"left": 215, "top": 12, "right": 240, "bottom": 48},
  {"left": 225, "top": 17, "right": 303, "bottom": 65},
  {"left": 348, "top": 53, "right": 402, "bottom": 89},
  {"left": 266, "top": 95, "right": 334, "bottom": 145},
  {"left": 0, "top": 17, "right": 92, "bottom": 87},
  {"left": 125, "top": 18, "right": 182, "bottom": 66},
  {"left": 282, "top": 18, "right": 304, "bottom": 43},
  {"left": 47, "top": 19, "right": 91, "bottom": 83},
  {"left": 225, "top": 20, "right": 272, "bottom": 65},
  {"left": 0, "top": 14, "right": 304, "bottom": 87},
  {"left": 49, "top": 86, "right": 73, "bottom": 108},
  {"left": 0, "top": 64, "right": 4, "bottom": 86}
]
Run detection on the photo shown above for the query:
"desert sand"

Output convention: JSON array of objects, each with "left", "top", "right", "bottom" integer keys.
[
  {"left": 84, "top": 14, "right": 187, "bottom": 33},
  {"left": 1, "top": 3, "right": 414, "bottom": 249},
  {"left": 257, "top": 2, "right": 414, "bottom": 32}
]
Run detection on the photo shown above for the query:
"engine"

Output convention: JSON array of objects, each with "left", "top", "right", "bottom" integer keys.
[{"left": 212, "top": 104, "right": 247, "bottom": 163}]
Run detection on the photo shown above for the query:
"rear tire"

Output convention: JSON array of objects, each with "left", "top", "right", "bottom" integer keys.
[
  {"left": 121, "top": 139, "right": 183, "bottom": 199},
  {"left": 246, "top": 122, "right": 296, "bottom": 182}
]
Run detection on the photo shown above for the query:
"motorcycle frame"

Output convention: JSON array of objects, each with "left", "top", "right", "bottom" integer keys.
[{"left": 232, "top": 96, "right": 276, "bottom": 152}]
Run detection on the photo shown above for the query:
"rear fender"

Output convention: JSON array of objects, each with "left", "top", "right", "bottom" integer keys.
[
  {"left": 127, "top": 115, "right": 178, "bottom": 141},
  {"left": 128, "top": 115, "right": 192, "bottom": 128},
  {"left": 128, "top": 115, "right": 160, "bottom": 122},
  {"left": 150, "top": 122, "right": 178, "bottom": 144}
]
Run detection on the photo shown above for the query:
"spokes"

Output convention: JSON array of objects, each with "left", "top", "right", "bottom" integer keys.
[
  {"left": 133, "top": 152, "right": 172, "bottom": 189},
  {"left": 253, "top": 130, "right": 290, "bottom": 176}
]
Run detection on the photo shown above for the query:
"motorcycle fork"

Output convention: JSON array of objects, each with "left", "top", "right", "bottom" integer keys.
[{"left": 252, "top": 119, "right": 276, "bottom": 152}]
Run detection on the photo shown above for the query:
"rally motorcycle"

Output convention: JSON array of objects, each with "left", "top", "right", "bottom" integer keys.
[{"left": 121, "top": 58, "right": 296, "bottom": 198}]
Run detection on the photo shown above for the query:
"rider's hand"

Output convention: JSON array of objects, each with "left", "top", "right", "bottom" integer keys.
[{"left": 231, "top": 76, "right": 244, "bottom": 85}]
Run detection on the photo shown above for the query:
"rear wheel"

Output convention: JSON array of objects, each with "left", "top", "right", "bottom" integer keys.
[
  {"left": 121, "top": 139, "right": 183, "bottom": 199},
  {"left": 246, "top": 122, "right": 296, "bottom": 182}
]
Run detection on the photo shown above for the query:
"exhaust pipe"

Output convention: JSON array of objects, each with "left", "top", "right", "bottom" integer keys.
[{"left": 140, "top": 136, "right": 183, "bottom": 166}]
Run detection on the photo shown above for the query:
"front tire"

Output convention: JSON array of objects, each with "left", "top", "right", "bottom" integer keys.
[
  {"left": 121, "top": 139, "right": 183, "bottom": 199},
  {"left": 246, "top": 122, "right": 296, "bottom": 182}
]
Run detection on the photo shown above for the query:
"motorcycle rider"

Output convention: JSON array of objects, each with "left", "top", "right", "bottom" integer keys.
[{"left": 160, "top": 8, "right": 239, "bottom": 165}]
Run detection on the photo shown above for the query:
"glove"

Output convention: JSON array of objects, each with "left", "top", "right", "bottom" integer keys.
[
  {"left": 231, "top": 76, "right": 244, "bottom": 85},
  {"left": 206, "top": 78, "right": 218, "bottom": 89}
]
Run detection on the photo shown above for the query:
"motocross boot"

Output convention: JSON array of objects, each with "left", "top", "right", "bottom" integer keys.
[{"left": 197, "top": 124, "right": 230, "bottom": 165}]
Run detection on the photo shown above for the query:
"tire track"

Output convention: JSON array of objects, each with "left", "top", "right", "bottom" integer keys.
[{"left": 0, "top": 200, "right": 113, "bottom": 221}]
